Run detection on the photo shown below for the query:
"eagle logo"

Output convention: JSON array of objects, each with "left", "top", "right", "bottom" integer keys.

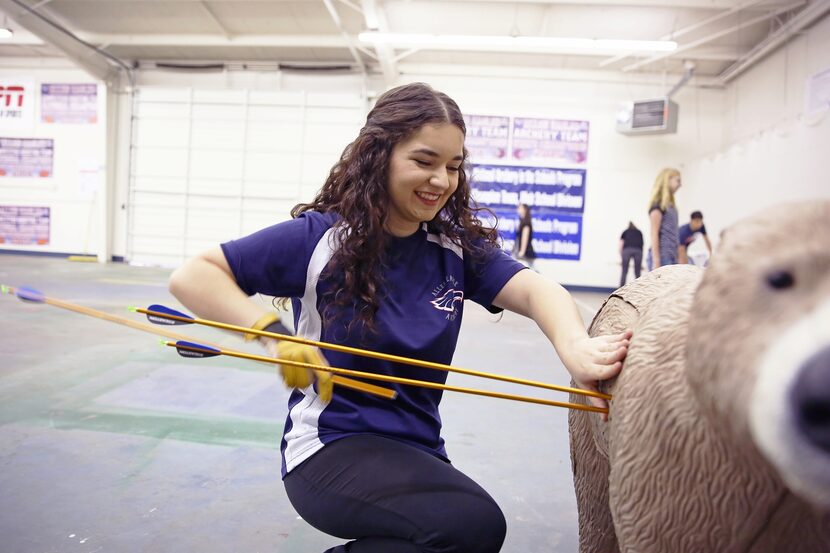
[{"left": 430, "top": 289, "right": 464, "bottom": 312}]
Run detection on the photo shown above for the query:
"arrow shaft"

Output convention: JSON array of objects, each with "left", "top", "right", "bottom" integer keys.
[
  {"left": 3, "top": 286, "right": 394, "bottom": 400},
  {"left": 141, "top": 307, "right": 611, "bottom": 401},
  {"left": 170, "top": 341, "right": 608, "bottom": 415}
]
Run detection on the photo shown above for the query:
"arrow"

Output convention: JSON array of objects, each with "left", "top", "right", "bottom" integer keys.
[
  {"left": 165, "top": 340, "right": 608, "bottom": 414},
  {"left": 0, "top": 285, "right": 395, "bottom": 400},
  {"left": 137, "top": 303, "right": 611, "bottom": 402}
]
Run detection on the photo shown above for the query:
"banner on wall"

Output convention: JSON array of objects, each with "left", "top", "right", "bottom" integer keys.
[
  {"left": 464, "top": 113, "right": 589, "bottom": 261},
  {"left": 479, "top": 208, "right": 583, "bottom": 261},
  {"left": 0, "top": 137, "right": 54, "bottom": 177},
  {"left": 471, "top": 165, "right": 586, "bottom": 212},
  {"left": 511, "top": 117, "right": 590, "bottom": 165},
  {"left": 41, "top": 83, "right": 98, "bottom": 124},
  {"left": 471, "top": 164, "right": 586, "bottom": 260},
  {"left": 0, "top": 205, "right": 50, "bottom": 245},
  {"left": 464, "top": 115, "right": 510, "bottom": 161},
  {"left": 0, "top": 79, "right": 36, "bottom": 131}
]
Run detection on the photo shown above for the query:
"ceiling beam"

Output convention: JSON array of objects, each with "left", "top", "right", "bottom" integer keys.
[
  {"left": 76, "top": 32, "right": 353, "bottom": 48},
  {"left": 321, "top": 0, "right": 367, "bottom": 73},
  {"left": 599, "top": 0, "right": 800, "bottom": 68},
  {"left": 334, "top": 0, "right": 362, "bottom": 14},
  {"left": 0, "top": 0, "right": 127, "bottom": 85},
  {"left": 198, "top": 1, "right": 232, "bottom": 38},
  {"left": 19, "top": 0, "right": 797, "bottom": 4},
  {"left": 362, "top": 0, "right": 398, "bottom": 86},
  {"left": 397, "top": 61, "right": 725, "bottom": 88},
  {"left": 621, "top": 3, "right": 800, "bottom": 72},
  {"left": 406, "top": 0, "right": 804, "bottom": 8},
  {"left": 719, "top": 0, "right": 830, "bottom": 83}
]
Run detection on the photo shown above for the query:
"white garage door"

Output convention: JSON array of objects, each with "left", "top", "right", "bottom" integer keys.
[{"left": 127, "top": 87, "right": 365, "bottom": 267}]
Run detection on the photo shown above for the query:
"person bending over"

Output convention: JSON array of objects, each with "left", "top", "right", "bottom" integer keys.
[
  {"left": 169, "top": 82, "right": 630, "bottom": 553},
  {"left": 678, "top": 210, "right": 712, "bottom": 265}
]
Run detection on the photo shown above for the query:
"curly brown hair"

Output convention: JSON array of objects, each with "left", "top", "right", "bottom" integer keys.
[{"left": 292, "top": 82, "right": 498, "bottom": 333}]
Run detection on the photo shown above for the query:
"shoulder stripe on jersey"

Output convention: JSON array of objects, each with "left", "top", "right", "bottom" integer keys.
[
  {"left": 284, "top": 226, "right": 341, "bottom": 473},
  {"left": 422, "top": 223, "right": 463, "bottom": 260}
]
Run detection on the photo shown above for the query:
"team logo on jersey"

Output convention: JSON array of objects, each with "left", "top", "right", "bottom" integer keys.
[
  {"left": 430, "top": 275, "right": 462, "bottom": 320},
  {"left": 430, "top": 289, "right": 464, "bottom": 312}
]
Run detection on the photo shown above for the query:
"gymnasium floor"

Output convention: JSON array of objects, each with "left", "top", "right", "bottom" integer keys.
[{"left": 0, "top": 254, "right": 607, "bottom": 553}]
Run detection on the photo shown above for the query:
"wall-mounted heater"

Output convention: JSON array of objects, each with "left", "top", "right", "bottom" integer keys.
[
  {"left": 616, "top": 97, "right": 679, "bottom": 135},
  {"left": 616, "top": 62, "right": 694, "bottom": 136}
]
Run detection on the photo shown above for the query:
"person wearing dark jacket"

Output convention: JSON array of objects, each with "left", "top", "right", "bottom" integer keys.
[{"left": 619, "top": 221, "right": 644, "bottom": 286}]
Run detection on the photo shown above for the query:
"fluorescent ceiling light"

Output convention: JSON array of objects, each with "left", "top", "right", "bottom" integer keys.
[
  {"left": 359, "top": 32, "right": 677, "bottom": 54},
  {"left": 0, "top": 28, "right": 13, "bottom": 39}
]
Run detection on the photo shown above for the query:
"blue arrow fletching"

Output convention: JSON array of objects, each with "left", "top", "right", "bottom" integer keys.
[
  {"left": 146, "top": 304, "right": 193, "bottom": 326},
  {"left": 175, "top": 340, "right": 221, "bottom": 359},
  {"left": 16, "top": 286, "right": 45, "bottom": 303}
]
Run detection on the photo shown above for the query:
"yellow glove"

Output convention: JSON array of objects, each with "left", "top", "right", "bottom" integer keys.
[
  {"left": 248, "top": 313, "right": 333, "bottom": 403},
  {"left": 272, "top": 340, "right": 334, "bottom": 403}
]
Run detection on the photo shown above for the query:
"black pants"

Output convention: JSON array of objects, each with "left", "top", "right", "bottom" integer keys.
[
  {"left": 620, "top": 247, "right": 643, "bottom": 286},
  {"left": 283, "top": 434, "right": 507, "bottom": 552}
]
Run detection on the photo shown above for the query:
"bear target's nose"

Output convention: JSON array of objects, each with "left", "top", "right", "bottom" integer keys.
[{"left": 791, "top": 345, "right": 830, "bottom": 454}]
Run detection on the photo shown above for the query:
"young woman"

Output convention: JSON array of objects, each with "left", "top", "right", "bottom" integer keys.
[
  {"left": 647, "top": 167, "right": 682, "bottom": 270},
  {"left": 513, "top": 203, "right": 537, "bottom": 269},
  {"left": 169, "top": 82, "right": 630, "bottom": 553}
]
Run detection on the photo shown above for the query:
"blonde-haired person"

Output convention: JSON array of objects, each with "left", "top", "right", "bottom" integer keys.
[{"left": 647, "top": 168, "right": 681, "bottom": 270}]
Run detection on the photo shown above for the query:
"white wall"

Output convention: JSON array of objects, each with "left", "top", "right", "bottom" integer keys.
[
  {"left": 123, "top": 71, "right": 372, "bottom": 266},
  {"left": 7, "top": 13, "right": 827, "bottom": 288},
  {"left": 682, "top": 15, "right": 830, "bottom": 246},
  {"left": 0, "top": 60, "right": 107, "bottom": 257},
  {"left": 395, "top": 69, "right": 726, "bottom": 288},
  {"left": 131, "top": 67, "right": 728, "bottom": 287}
]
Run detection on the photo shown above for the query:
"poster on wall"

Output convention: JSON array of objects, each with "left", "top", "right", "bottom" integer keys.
[
  {"left": 511, "top": 117, "right": 590, "bottom": 165},
  {"left": 471, "top": 165, "right": 586, "bottom": 260},
  {"left": 483, "top": 208, "right": 583, "bottom": 261},
  {"left": 0, "top": 205, "right": 50, "bottom": 245},
  {"left": 0, "top": 78, "right": 36, "bottom": 131},
  {"left": 41, "top": 83, "right": 98, "bottom": 124},
  {"left": 0, "top": 137, "right": 54, "bottom": 177},
  {"left": 470, "top": 165, "right": 586, "bottom": 212},
  {"left": 464, "top": 115, "right": 510, "bottom": 163},
  {"left": 464, "top": 113, "right": 589, "bottom": 260}
]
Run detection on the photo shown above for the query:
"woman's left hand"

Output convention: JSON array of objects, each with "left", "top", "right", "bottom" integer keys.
[{"left": 561, "top": 329, "right": 632, "bottom": 420}]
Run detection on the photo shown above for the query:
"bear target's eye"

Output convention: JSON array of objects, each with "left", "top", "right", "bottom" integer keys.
[{"left": 766, "top": 269, "right": 795, "bottom": 290}]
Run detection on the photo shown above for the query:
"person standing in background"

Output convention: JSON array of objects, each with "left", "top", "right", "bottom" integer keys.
[
  {"left": 678, "top": 210, "right": 712, "bottom": 265},
  {"left": 513, "top": 203, "right": 537, "bottom": 269},
  {"left": 619, "top": 221, "right": 643, "bottom": 286},
  {"left": 647, "top": 168, "right": 681, "bottom": 270}
]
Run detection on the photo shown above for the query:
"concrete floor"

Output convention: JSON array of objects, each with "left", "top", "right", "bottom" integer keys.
[{"left": 0, "top": 254, "right": 607, "bottom": 553}]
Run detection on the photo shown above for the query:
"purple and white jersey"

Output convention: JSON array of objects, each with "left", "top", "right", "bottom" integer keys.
[{"left": 221, "top": 211, "right": 525, "bottom": 477}]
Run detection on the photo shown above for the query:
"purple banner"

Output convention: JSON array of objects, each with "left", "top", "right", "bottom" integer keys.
[
  {"left": 0, "top": 137, "right": 54, "bottom": 177},
  {"left": 484, "top": 208, "right": 583, "bottom": 261},
  {"left": 464, "top": 114, "right": 510, "bottom": 163},
  {"left": 0, "top": 205, "right": 50, "bottom": 245},
  {"left": 511, "top": 117, "right": 589, "bottom": 165},
  {"left": 41, "top": 83, "right": 98, "bottom": 124},
  {"left": 471, "top": 164, "right": 586, "bottom": 212}
]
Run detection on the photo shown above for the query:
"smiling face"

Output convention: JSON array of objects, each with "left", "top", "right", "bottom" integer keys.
[{"left": 385, "top": 123, "right": 465, "bottom": 237}]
